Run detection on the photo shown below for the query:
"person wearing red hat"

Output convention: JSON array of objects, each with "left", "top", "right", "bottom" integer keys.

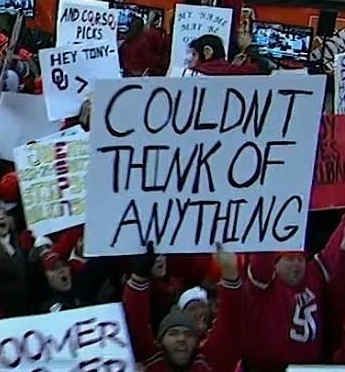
[
  {"left": 38, "top": 251, "right": 80, "bottom": 313},
  {"left": 0, "top": 172, "right": 19, "bottom": 202},
  {"left": 237, "top": 222, "right": 345, "bottom": 372}
]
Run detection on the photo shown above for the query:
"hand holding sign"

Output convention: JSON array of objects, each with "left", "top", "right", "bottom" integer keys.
[{"left": 215, "top": 242, "right": 239, "bottom": 281}]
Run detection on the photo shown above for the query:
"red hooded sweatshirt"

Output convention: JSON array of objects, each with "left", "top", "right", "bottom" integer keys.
[{"left": 194, "top": 58, "right": 260, "bottom": 76}]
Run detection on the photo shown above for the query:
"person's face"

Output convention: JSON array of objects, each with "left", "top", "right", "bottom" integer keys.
[
  {"left": 185, "top": 47, "right": 200, "bottom": 68},
  {"left": 0, "top": 208, "right": 10, "bottom": 237},
  {"left": 46, "top": 261, "right": 72, "bottom": 292},
  {"left": 276, "top": 254, "right": 306, "bottom": 287},
  {"left": 185, "top": 301, "right": 210, "bottom": 335},
  {"left": 161, "top": 326, "right": 198, "bottom": 368}
]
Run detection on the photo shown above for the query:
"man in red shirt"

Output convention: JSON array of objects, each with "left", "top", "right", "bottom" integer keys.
[
  {"left": 124, "top": 243, "right": 242, "bottom": 371},
  {"left": 238, "top": 218, "right": 345, "bottom": 372}
]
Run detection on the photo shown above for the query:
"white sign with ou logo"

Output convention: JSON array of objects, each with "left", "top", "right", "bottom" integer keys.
[{"left": 39, "top": 41, "right": 120, "bottom": 121}]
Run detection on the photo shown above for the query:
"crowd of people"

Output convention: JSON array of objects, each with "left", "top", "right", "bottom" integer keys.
[{"left": 0, "top": 0, "right": 344, "bottom": 371}]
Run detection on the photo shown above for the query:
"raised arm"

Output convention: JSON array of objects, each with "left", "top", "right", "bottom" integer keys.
[
  {"left": 202, "top": 243, "right": 242, "bottom": 372},
  {"left": 122, "top": 244, "right": 159, "bottom": 362}
]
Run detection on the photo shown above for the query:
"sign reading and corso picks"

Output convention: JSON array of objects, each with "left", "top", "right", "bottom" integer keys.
[
  {"left": 0, "top": 304, "right": 135, "bottom": 371},
  {"left": 56, "top": 0, "right": 118, "bottom": 47},
  {"left": 85, "top": 75, "right": 326, "bottom": 256},
  {"left": 39, "top": 41, "right": 120, "bottom": 121}
]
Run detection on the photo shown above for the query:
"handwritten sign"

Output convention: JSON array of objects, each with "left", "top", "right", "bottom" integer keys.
[
  {"left": 85, "top": 75, "right": 325, "bottom": 256},
  {"left": 39, "top": 42, "right": 120, "bottom": 121},
  {"left": 334, "top": 53, "right": 345, "bottom": 114},
  {"left": 169, "top": 4, "right": 232, "bottom": 77},
  {"left": 311, "top": 114, "right": 345, "bottom": 210},
  {"left": 0, "top": 0, "right": 35, "bottom": 17},
  {"left": 56, "top": 0, "right": 118, "bottom": 47},
  {"left": 14, "top": 132, "right": 89, "bottom": 236},
  {"left": 0, "top": 93, "right": 60, "bottom": 161},
  {"left": 0, "top": 303, "right": 135, "bottom": 371}
]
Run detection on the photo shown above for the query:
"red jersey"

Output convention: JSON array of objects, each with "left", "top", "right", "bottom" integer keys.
[{"left": 240, "top": 230, "right": 345, "bottom": 371}]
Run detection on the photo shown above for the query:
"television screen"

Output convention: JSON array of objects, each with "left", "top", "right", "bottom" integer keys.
[
  {"left": 111, "top": 2, "right": 164, "bottom": 36},
  {"left": 251, "top": 21, "right": 313, "bottom": 62},
  {"left": 0, "top": 0, "right": 34, "bottom": 17}
]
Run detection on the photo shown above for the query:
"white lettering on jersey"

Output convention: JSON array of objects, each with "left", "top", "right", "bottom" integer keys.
[{"left": 290, "top": 288, "right": 317, "bottom": 343}]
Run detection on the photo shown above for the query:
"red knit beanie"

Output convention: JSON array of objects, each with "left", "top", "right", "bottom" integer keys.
[{"left": 0, "top": 172, "right": 19, "bottom": 202}]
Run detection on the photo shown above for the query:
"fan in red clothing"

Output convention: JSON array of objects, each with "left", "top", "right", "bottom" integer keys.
[
  {"left": 123, "top": 242, "right": 242, "bottom": 372},
  {"left": 183, "top": 34, "right": 260, "bottom": 76},
  {"left": 236, "top": 217, "right": 345, "bottom": 372}
]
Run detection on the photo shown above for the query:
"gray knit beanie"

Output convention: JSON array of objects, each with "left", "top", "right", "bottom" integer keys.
[{"left": 158, "top": 310, "right": 198, "bottom": 341}]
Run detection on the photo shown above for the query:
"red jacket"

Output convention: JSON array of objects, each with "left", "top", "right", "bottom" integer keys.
[
  {"left": 123, "top": 277, "right": 242, "bottom": 372},
  {"left": 240, "top": 235, "right": 345, "bottom": 371},
  {"left": 194, "top": 59, "right": 260, "bottom": 76}
]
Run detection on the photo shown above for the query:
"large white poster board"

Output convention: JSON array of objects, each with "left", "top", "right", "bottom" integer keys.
[
  {"left": 56, "top": 0, "right": 118, "bottom": 47},
  {"left": 85, "top": 75, "right": 326, "bottom": 256},
  {"left": 169, "top": 4, "right": 232, "bottom": 77},
  {"left": 0, "top": 93, "right": 60, "bottom": 161},
  {"left": 14, "top": 132, "right": 89, "bottom": 236},
  {"left": 0, "top": 303, "right": 135, "bottom": 371},
  {"left": 39, "top": 42, "right": 120, "bottom": 121},
  {"left": 334, "top": 53, "right": 345, "bottom": 114}
]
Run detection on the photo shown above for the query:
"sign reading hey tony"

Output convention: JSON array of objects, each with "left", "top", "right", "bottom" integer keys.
[
  {"left": 0, "top": 303, "right": 135, "bottom": 371},
  {"left": 14, "top": 132, "right": 89, "bottom": 236},
  {"left": 39, "top": 42, "right": 120, "bottom": 121},
  {"left": 334, "top": 53, "right": 345, "bottom": 114},
  {"left": 85, "top": 75, "right": 325, "bottom": 256},
  {"left": 56, "top": 0, "right": 118, "bottom": 47},
  {"left": 169, "top": 4, "right": 232, "bottom": 77}
]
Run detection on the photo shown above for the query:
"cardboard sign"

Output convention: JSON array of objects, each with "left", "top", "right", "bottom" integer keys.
[
  {"left": 169, "top": 4, "right": 232, "bottom": 77},
  {"left": 0, "top": 0, "right": 35, "bottom": 17},
  {"left": 85, "top": 75, "right": 325, "bottom": 256},
  {"left": 0, "top": 93, "right": 60, "bottom": 161},
  {"left": 311, "top": 114, "right": 345, "bottom": 210},
  {"left": 39, "top": 42, "right": 120, "bottom": 121},
  {"left": 56, "top": 0, "right": 118, "bottom": 47},
  {"left": 14, "top": 132, "right": 89, "bottom": 236},
  {"left": 0, "top": 303, "right": 135, "bottom": 371},
  {"left": 335, "top": 53, "right": 345, "bottom": 114}
]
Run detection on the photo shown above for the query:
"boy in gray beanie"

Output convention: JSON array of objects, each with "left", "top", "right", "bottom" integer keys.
[{"left": 123, "top": 242, "right": 242, "bottom": 371}]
